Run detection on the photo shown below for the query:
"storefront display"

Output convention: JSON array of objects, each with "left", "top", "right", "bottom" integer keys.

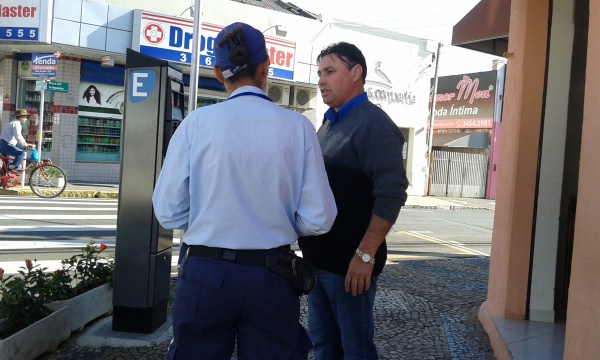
[
  {"left": 77, "top": 81, "right": 124, "bottom": 162},
  {"left": 77, "top": 117, "right": 121, "bottom": 162}
]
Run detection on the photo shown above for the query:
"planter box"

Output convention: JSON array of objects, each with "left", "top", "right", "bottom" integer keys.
[
  {"left": 0, "top": 283, "right": 113, "bottom": 360},
  {"left": 49, "top": 283, "right": 113, "bottom": 333},
  {"left": 0, "top": 304, "right": 71, "bottom": 360}
]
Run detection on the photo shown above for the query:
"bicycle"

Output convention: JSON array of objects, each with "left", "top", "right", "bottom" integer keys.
[{"left": 0, "top": 149, "right": 68, "bottom": 198}]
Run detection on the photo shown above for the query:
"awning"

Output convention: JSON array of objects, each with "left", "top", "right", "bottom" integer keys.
[
  {"left": 452, "top": 0, "right": 511, "bottom": 56},
  {"left": 433, "top": 133, "right": 489, "bottom": 148}
]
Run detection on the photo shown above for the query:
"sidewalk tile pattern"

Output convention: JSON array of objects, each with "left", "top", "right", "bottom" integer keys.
[{"left": 39, "top": 257, "right": 493, "bottom": 360}]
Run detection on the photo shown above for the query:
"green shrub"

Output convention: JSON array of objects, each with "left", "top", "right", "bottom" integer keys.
[{"left": 0, "top": 241, "right": 113, "bottom": 338}]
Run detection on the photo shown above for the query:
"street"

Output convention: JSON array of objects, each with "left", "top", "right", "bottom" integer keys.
[
  {"left": 1, "top": 195, "right": 495, "bottom": 359},
  {"left": 390, "top": 208, "right": 493, "bottom": 259},
  {"left": 0, "top": 196, "right": 117, "bottom": 249},
  {"left": 0, "top": 195, "right": 493, "bottom": 274},
  {"left": 0, "top": 196, "right": 118, "bottom": 273}
]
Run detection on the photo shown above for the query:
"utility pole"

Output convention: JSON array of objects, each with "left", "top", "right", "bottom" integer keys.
[
  {"left": 37, "top": 78, "right": 47, "bottom": 157},
  {"left": 187, "top": 0, "right": 203, "bottom": 114},
  {"left": 426, "top": 42, "right": 441, "bottom": 196}
]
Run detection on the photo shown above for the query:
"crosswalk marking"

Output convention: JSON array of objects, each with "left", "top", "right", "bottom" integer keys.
[
  {"left": 0, "top": 225, "right": 116, "bottom": 232},
  {"left": 0, "top": 199, "right": 117, "bottom": 205},
  {"left": 1, "top": 256, "right": 181, "bottom": 276},
  {"left": 0, "top": 196, "right": 120, "bottom": 253},
  {"left": 0, "top": 206, "right": 117, "bottom": 211},
  {"left": 0, "top": 195, "right": 184, "bottom": 275},
  {"left": 0, "top": 214, "right": 118, "bottom": 220}
]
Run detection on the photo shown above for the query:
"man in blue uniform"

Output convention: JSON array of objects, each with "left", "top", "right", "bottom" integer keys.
[{"left": 153, "top": 22, "right": 337, "bottom": 360}]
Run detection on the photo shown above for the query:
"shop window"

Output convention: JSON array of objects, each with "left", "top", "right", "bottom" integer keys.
[
  {"left": 76, "top": 82, "right": 124, "bottom": 163},
  {"left": 76, "top": 117, "right": 121, "bottom": 162}
]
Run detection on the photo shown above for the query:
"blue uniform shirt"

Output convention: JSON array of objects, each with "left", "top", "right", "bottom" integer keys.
[{"left": 153, "top": 86, "right": 337, "bottom": 250}]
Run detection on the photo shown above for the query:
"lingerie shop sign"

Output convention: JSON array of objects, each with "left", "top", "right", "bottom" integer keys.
[{"left": 430, "top": 71, "right": 497, "bottom": 129}]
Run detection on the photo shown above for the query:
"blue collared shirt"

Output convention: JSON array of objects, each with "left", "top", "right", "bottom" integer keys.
[
  {"left": 152, "top": 86, "right": 337, "bottom": 249},
  {"left": 324, "top": 92, "right": 369, "bottom": 126}
]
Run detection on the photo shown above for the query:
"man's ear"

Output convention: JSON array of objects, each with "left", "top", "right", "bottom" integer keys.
[
  {"left": 257, "top": 60, "right": 270, "bottom": 79},
  {"left": 214, "top": 67, "right": 225, "bottom": 84},
  {"left": 353, "top": 65, "right": 363, "bottom": 82},
  {"left": 255, "top": 60, "right": 270, "bottom": 90}
]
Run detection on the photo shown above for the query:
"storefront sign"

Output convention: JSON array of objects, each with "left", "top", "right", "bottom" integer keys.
[
  {"left": 367, "top": 87, "right": 416, "bottom": 105},
  {"left": 0, "top": 0, "right": 53, "bottom": 43},
  {"left": 79, "top": 82, "right": 125, "bottom": 119},
  {"left": 430, "top": 71, "right": 496, "bottom": 129},
  {"left": 132, "top": 10, "right": 296, "bottom": 81},
  {"left": 31, "top": 53, "right": 57, "bottom": 78}
]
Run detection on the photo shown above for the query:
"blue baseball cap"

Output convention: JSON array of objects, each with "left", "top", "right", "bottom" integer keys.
[{"left": 215, "top": 22, "right": 269, "bottom": 79}]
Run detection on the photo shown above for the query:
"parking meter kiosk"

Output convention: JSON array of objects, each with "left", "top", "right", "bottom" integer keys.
[{"left": 112, "top": 49, "right": 184, "bottom": 333}]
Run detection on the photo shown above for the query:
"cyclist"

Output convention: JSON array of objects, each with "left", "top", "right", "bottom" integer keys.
[{"left": 0, "top": 109, "right": 36, "bottom": 174}]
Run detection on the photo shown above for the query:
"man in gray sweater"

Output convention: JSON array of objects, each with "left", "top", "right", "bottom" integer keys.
[{"left": 299, "top": 42, "right": 409, "bottom": 360}]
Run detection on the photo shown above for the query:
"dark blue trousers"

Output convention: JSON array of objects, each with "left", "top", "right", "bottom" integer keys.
[
  {"left": 0, "top": 140, "right": 25, "bottom": 170},
  {"left": 167, "top": 256, "right": 312, "bottom": 359}
]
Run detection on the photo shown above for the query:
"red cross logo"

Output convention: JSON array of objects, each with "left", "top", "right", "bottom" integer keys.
[{"left": 144, "top": 23, "right": 164, "bottom": 44}]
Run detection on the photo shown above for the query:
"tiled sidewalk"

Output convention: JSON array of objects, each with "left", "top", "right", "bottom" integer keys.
[{"left": 39, "top": 256, "right": 493, "bottom": 360}]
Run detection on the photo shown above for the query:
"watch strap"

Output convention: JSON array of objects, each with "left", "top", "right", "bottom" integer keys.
[{"left": 355, "top": 248, "right": 375, "bottom": 264}]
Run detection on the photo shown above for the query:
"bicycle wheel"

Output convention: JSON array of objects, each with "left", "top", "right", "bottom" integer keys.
[{"left": 29, "top": 164, "right": 68, "bottom": 198}]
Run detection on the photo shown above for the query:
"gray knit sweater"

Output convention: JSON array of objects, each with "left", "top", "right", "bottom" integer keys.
[{"left": 298, "top": 102, "right": 408, "bottom": 276}]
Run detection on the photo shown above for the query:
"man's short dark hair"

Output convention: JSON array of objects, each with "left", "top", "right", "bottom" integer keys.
[{"left": 317, "top": 42, "right": 367, "bottom": 83}]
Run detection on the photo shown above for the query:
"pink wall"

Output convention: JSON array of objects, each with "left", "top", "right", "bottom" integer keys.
[
  {"left": 564, "top": 2, "right": 600, "bottom": 357},
  {"left": 484, "top": 0, "right": 549, "bottom": 320}
]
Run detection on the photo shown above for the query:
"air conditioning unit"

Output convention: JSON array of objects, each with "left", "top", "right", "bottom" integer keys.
[
  {"left": 267, "top": 83, "right": 290, "bottom": 106},
  {"left": 292, "top": 86, "right": 318, "bottom": 109}
]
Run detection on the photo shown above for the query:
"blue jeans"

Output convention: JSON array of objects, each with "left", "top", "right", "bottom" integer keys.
[
  {"left": 308, "top": 269, "right": 378, "bottom": 360},
  {"left": 0, "top": 140, "right": 25, "bottom": 170}
]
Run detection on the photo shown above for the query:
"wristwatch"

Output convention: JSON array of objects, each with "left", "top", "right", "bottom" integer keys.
[{"left": 355, "top": 248, "right": 375, "bottom": 264}]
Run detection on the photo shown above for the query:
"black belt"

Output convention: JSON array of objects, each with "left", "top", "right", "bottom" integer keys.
[{"left": 187, "top": 245, "right": 290, "bottom": 267}]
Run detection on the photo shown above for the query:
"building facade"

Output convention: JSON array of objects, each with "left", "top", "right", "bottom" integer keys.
[
  {"left": 453, "top": 0, "right": 600, "bottom": 358},
  {"left": 0, "top": 0, "right": 434, "bottom": 195}
]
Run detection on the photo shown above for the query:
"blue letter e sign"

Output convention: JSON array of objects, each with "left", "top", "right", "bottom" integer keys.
[{"left": 129, "top": 70, "right": 157, "bottom": 103}]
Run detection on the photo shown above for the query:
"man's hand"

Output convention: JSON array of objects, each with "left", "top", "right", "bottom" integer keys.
[
  {"left": 344, "top": 214, "right": 395, "bottom": 296},
  {"left": 344, "top": 255, "right": 374, "bottom": 296}
]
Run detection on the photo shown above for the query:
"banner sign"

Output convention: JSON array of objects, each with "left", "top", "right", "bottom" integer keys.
[
  {"left": 79, "top": 82, "right": 125, "bottom": 119},
  {"left": 0, "top": 0, "right": 53, "bottom": 43},
  {"left": 430, "top": 70, "right": 497, "bottom": 129},
  {"left": 31, "top": 53, "right": 57, "bottom": 78},
  {"left": 132, "top": 10, "right": 296, "bottom": 81}
]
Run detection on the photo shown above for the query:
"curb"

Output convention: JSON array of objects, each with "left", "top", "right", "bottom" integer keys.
[
  {"left": 403, "top": 204, "right": 493, "bottom": 211},
  {"left": 1, "top": 188, "right": 491, "bottom": 208},
  {"left": 0, "top": 188, "right": 119, "bottom": 199}
]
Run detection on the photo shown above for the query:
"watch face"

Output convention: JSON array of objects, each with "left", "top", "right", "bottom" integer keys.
[{"left": 361, "top": 253, "right": 371, "bottom": 262}]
